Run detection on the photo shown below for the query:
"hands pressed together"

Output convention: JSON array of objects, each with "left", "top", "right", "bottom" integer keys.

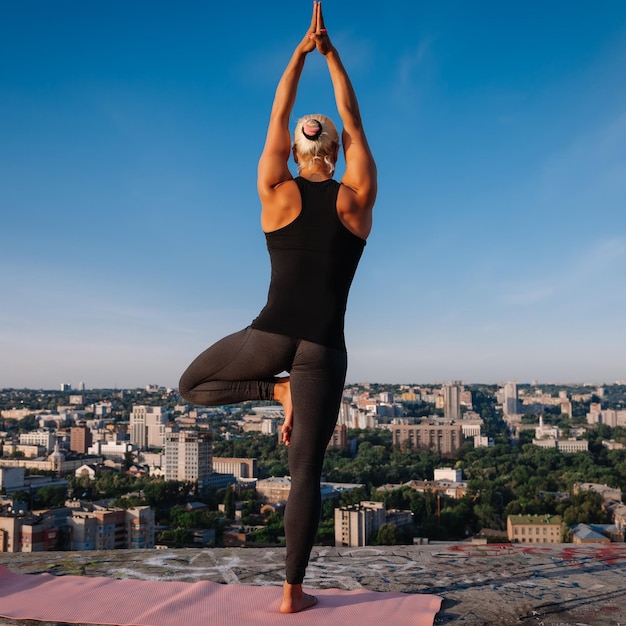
[{"left": 299, "top": 1, "right": 333, "bottom": 56}]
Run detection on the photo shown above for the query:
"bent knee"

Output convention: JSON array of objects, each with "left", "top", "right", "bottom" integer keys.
[{"left": 178, "top": 374, "right": 193, "bottom": 403}]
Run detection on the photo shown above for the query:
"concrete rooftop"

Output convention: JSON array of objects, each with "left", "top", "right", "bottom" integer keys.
[{"left": 1, "top": 542, "right": 626, "bottom": 625}]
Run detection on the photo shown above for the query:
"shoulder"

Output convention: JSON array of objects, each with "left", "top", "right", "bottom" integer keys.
[
  {"left": 336, "top": 182, "right": 373, "bottom": 240},
  {"left": 260, "top": 179, "right": 302, "bottom": 233}
]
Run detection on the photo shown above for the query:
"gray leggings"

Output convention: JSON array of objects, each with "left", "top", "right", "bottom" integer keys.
[{"left": 178, "top": 326, "right": 347, "bottom": 584}]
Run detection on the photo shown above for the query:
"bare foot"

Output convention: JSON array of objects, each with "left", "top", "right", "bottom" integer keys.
[
  {"left": 274, "top": 378, "right": 293, "bottom": 446},
  {"left": 280, "top": 582, "right": 318, "bottom": 614}
]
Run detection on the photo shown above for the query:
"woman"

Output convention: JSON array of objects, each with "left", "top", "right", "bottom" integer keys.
[{"left": 179, "top": 2, "right": 376, "bottom": 613}]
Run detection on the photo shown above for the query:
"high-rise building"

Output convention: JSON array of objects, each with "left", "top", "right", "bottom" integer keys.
[
  {"left": 130, "top": 406, "right": 168, "bottom": 450},
  {"left": 335, "top": 501, "right": 387, "bottom": 547},
  {"left": 70, "top": 421, "right": 93, "bottom": 454},
  {"left": 164, "top": 429, "right": 213, "bottom": 485},
  {"left": 503, "top": 381, "right": 519, "bottom": 416},
  {"left": 442, "top": 382, "right": 462, "bottom": 421}
]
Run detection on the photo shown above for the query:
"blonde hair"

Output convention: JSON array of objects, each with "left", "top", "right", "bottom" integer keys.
[{"left": 292, "top": 114, "right": 339, "bottom": 175}]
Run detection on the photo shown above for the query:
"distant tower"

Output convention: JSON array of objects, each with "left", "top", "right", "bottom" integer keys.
[
  {"left": 130, "top": 405, "right": 168, "bottom": 450},
  {"left": 503, "top": 381, "right": 519, "bottom": 416},
  {"left": 443, "top": 382, "right": 462, "bottom": 421}
]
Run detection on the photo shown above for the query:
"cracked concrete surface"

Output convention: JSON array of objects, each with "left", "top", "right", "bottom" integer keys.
[{"left": 1, "top": 543, "right": 625, "bottom": 625}]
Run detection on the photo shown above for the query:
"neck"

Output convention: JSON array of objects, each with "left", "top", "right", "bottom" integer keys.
[
  {"left": 299, "top": 165, "right": 332, "bottom": 182},
  {"left": 301, "top": 172, "right": 331, "bottom": 182}
]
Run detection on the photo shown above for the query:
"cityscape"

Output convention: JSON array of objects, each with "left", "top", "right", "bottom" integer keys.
[{"left": 1, "top": 379, "right": 626, "bottom": 554}]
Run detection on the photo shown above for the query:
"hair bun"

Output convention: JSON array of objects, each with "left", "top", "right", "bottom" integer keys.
[{"left": 302, "top": 119, "right": 323, "bottom": 140}]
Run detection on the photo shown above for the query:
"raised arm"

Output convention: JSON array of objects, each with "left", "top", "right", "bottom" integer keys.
[
  {"left": 313, "top": 3, "right": 377, "bottom": 233},
  {"left": 257, "top": 7, "right": 317, "bottom": 205}
]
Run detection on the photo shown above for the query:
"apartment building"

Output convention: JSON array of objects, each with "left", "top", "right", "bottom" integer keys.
[
  {"left": 164, "top": 429, "right": 213, "bottom": 485},
  {"left": 0, "top": 511, "right": 58, "bottom": 553},
  {"left": 0, "top": 504, "right": 154, "bottom": 552},
  {"left": 587, "top": 408, "right": 626, "bottom": 428},
  {"left": 126, "top": 506, "right": 155, "bottom": 549},
  {"left": 389, "top": 422, "right": 464, "bottom": 455},
  {"left": 335, "top": 501, "right": 387, "bottom": 547}
]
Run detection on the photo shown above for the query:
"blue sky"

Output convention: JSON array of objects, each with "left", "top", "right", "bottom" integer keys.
[{"left": 1, "top": 1, "right": 625, "bottom": 389}]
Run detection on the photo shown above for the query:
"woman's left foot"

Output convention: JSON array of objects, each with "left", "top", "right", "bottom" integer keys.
[{"left": 280, "top": 582, "right": 317, "bottom": 613}]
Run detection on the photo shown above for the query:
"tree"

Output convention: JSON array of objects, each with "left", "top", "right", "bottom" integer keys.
[
  {"left": 34, "top": 485, "right": 67, "bottom": 508},
  {"left": 158, "top": 528, "right": 191, "bottom": 547},
  {"left": 123, "top": 450, "right": 135, "bottom": 471},
  {"left": 10, "top": 490, "right": 30, "bottom": 509},
  {"left": 224, "top": 486, "right": 236, "bottom": 520},
  {"left": 559, "top": 491, "right": 611, "bottom": 526},
  {"left": 374, "top": 523, "right": 399, "bottom": 545},
  {"left": 17, "top": 415, "right": 39, "bottom": 432}
]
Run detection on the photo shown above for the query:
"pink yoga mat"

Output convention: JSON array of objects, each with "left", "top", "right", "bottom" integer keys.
[{"left": 0, "top": 566, "right": 441, "bottom": 626}]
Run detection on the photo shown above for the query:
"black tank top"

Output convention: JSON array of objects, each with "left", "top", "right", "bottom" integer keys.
[{"left": 251, "top": 177, "right": 365, "bottom": 351}]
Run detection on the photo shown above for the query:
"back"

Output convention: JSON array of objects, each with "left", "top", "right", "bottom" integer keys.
[{"left": 251, "top": 177, "right": 365, "bottom": 350}]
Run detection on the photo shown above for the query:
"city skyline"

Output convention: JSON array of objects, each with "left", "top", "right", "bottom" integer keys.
[{"left": 2, "top": 1, "right": 625, "bottom": 389}]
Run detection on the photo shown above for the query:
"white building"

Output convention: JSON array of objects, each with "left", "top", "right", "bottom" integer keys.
[
  {"left": 212, "top": 457, "right": 257, "bottom": 479},
  {"left": 434, "top": 467, "right": 463, "bottom": 482},
  {"left": 18, "top": 430, "right": 56, "bottom": 454},
  {"left": 460, "top": 420, "right": 483, "bottom": 437},
  {"left": 587, "top": 409, "right": 626, "bottom": 427},
  {"left": 535, "top": 414, "right": 559, "bottom": 440},
  {"left": 94, "top": 403, "right": 112, "bottom": 417},
  {"left": 474, "top": 435, "right": 494, "bottom": 447},
  {"left": 337, "top": 401, "right": 377, "bottom": 429},
  {"left": 87, "top": 441, "right": 135, "bottom": 461},
  {"left": 533, "top": 438, "right": 589, "bottom": 453},
  {"left": 379, "top": 392, "right": 394, "bottom": 404},
  {"left": 262, "top": 418, "right": 279, "bottom": 436}
]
